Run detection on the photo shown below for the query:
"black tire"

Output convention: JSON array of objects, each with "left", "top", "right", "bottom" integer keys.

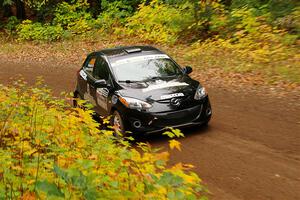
[
  {"left": 202, "top": 116, "right": 211, "bottom": 127},
  {"left": 73, "top": 91, "right": 86, "bottom": 109},
  {"left": 73, "top": 91, "right": 79, "bottom": 107},
  {"left": 111, "top": 110, "right": 125, "bottom": 137}
]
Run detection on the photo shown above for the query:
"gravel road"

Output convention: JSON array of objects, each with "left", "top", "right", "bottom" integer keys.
[{"left": 1, "top": 62, "right": 299, "bottom": 200}]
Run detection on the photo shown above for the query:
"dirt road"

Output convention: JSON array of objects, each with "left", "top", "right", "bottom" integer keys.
[{"left": 1, "top": 62, "right": 299, "bottom": 200}]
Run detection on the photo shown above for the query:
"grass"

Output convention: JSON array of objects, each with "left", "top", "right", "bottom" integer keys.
[{"left": 181, "top": 41, "right": 300, "bottom": 85}]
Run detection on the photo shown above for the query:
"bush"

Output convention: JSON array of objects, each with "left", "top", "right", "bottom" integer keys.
[
  {"left": 96, "top": 0, "right": 135, "bottom": 31},
  {"left": 53, "top": 0, "right": 95, "bottom": 35},
  {"left": 123, "top": 0, "right": 194, "bottom": 43},
  {"left": 0, "top": 80, "right": 207, "bottom": 199},
  {"left": 273, "top": 6, "right": 300, "bottom": 35},
  {"left": 17, "top": 20, "right": 64, "bottom": 41},
  {"left": 16, "top": 0, "right": 96, "bottom": 41},
  {"left": 4, "top": 16, "right": 20, "bottom": 34}
]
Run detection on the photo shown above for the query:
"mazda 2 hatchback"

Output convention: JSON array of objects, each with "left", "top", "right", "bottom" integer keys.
[{"left": 74, "top": 46, "right": 212, "bottom": 133}]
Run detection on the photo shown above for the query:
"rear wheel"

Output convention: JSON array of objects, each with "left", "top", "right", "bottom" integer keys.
[
  {"left": 73, "top": 91, "right": 87, "bottom": 110},
  {"left": 73, "top": 91, "right": 80, "bottom": 107}
]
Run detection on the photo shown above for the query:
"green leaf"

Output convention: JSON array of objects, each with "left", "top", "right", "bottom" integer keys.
[
  {"left": 110, "top": 181, "right": 119, "bottom": 188},
  {"left": 174, "top": 189, "right": 185, "bottom": 199},
  {"left": 36, "top": 180, "right": 64, "bottom": 197},
  {"left": 71, "top": 173, "right": 87, "bottom": 188},
  {"left": 84, "top": 188, "right": 99, "bottom": 200},
  {"left": 158, "top": 172, "right": 183, "bottom": 187},
  {"left": 53, "top": 164, "right": 69, "bottom": 183}
]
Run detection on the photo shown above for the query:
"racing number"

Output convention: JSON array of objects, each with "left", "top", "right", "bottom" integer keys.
[{"left": 96, "top": 88, "right": 109, "bottom": 111}]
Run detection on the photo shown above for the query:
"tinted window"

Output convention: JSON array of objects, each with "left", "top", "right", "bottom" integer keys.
[
  {"left": 93, "top": 57, "right": 109, "bottom": 80},
  {"left": 84, "top": 56, "right": 96, "bottom": 74}
]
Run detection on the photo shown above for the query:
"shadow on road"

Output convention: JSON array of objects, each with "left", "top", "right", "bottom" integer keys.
[{"left": 133, "top": 124, "right": 213, "bottom": 144}]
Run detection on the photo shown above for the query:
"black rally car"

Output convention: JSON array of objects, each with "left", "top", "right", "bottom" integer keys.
[{"left": 74, "top": 46, "right": 212, "bottom": 133}]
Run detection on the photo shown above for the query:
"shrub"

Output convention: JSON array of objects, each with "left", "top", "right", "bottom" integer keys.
[
  {"left": 4, "top": 16, "right": 20, "bottom": 35},
  {"left": 53, "top": 0, "right": 95, "bottom": 35},
  {"left": 0, "top": 80, "right": 207, "bottom": 199},
  {"left": 273, "top": 6, "right": 300, "bottom": 35},
  {"left": 185, "top": 31, "right": 300, "bottom": 83},
  {"left": 96, "top": 0, "right": 135, "bottom": 31},
  {"left": 123, "top": 0, "right": 194, "bottom": 43},
  {"left": 16, "top": 0, "right": 96, "bottom": 41},
  {"left": 16, "top": 20, "right": 64, "bottom": 41}
]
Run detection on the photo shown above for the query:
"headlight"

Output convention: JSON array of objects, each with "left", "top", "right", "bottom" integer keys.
[
  {"left": 119, "top": 96, "right": 152, "bottom": 110},
  {"left": 194, "top": 85, "right": 207, "bottom": 100}
]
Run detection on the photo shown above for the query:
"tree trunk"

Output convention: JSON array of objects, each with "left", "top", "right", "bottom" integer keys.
[
  {"left": 15, "top": 0, "right": 26, "bottom": 19},
  {"left": 3, "top": 5, "right": 13, "bottom": 18},
  {"left": 221, "top": 0, "right": 232, "bottom": 7},
  {"left": 88, "top": 0, "right": 102, "bottom": 16}
]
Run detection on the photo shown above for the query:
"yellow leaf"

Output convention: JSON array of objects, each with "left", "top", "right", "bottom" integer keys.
[
  {"left": 182, "top": 163, "right": 195, "bottom": 170},
  {"left": 183, "top": 174, "right": 196, "bottom": 184},
  {"left": 89, "top": 154, "right": 98, "bottom": 160},
  {"left": 172, "top": 162, "right": 183, "bottom": 170},
  {"left": 27, "top": 179, "right": 35, "bottom": 185},
  {"left": 12, "top": 165, "right": 22, "bottom": 171},
  {"left": 155, "top": 151, "right": 169, "bottom": 161},
  {"left": 158, "top": 186, "right": 167, "bottom": 195},
  {"left": 35, "top": 138, "right": 41, "bottom": 145},
  {"left": 169, "top": 139, "right": 181, "bottom": 151}
]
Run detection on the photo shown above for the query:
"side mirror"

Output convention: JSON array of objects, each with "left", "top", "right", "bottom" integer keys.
[
  {"left": 94, "top": 79, "right": 107, "bottom": 88},
  {"left": 183, "top": 66, "right": 193, "bottom": 74}
]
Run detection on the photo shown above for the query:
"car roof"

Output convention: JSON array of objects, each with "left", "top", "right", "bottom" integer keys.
[{"left": 97, "top": 46, "right": 164, "bottom": 59}]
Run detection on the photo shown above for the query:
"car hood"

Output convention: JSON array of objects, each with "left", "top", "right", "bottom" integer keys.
[{"left": 117, "top": 75, "right": 199, "bottom": 102}]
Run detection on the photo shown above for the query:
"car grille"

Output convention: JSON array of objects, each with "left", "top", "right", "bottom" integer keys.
[
  {"left": 156, "top": 95, "right": 198, "bottom": 109},
  {"left": 152, "top": 105, "right": 202, "bottom": 127}
]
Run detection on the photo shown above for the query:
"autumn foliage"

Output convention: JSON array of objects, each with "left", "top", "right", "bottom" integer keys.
[
  {"left": 0, "top": 80, "right": 207, "bottom": 199},
  {"left": 1, "top": 0, "right": 299, "bottom": 84}
]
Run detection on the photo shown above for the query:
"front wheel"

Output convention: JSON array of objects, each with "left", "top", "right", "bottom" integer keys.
[
  {"left": 202, "top": 116, "right": 211, "bottom": 127},
  {"left": 111, "top": 110, "right": 125, "bottom": 136}
]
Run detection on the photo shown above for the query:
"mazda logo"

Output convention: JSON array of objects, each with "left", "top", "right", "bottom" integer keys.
[{"left": 170, "top": 98, "right": 181, "bottom": 106}]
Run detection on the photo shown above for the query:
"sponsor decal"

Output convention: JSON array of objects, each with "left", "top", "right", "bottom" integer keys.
[
  {"left": 79, "top": 70, "right": 87, "bottom": 80},
  {"left": 111, "top": 54, "right": 170, "bottom": 66},
  {"left": 160, "top": 93, "right": 184, "bottom": 100},
  {"left": 84, "top": 83, "right": 96, "bottom": 105},
  {"left": 97, "top": 88, "right": 109, "bottom": 98},
  {"left": 142, "top": 81, "right": 188, "bottom": 92},
  {"left": 96, "top": 88, "right": 109, "bottom": 110}
]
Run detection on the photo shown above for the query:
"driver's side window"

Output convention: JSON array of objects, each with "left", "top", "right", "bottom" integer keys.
[
  {"left": 93, "top": 56, "right": 109, "bottom": 80},
  {"left": 84, "top": 56, "right": 96, "bottom": 75}
]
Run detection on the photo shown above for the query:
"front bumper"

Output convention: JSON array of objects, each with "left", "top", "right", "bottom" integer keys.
[{"left": 120, "top": 96, "right": 212, "bottom": 134}]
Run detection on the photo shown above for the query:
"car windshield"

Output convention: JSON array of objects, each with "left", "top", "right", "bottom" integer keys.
[{"left": 110, "top": 54, "right": 183, "bottom": 82}]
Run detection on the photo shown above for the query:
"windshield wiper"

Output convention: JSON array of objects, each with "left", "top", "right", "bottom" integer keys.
[
  {"left": 118, "top": 80, "right": 144, "bottom": 83},
  {"left": 146, "top": 75, "right": 177, "bottom": 81},
  {"left": 118, "top": 75, "right": 178, "bottom": 83}
]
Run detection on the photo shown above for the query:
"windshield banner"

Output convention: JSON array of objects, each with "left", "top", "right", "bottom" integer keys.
[{"left": 111, "top": 54, "right": 170, "bottom": 66}]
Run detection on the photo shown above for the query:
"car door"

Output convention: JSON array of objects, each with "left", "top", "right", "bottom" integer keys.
[
  {"left": 89, "top": 55, "right": 112, "bottom": 116},
  {"left": 77, "top": 54, "right": 96, "bottom": 100}
]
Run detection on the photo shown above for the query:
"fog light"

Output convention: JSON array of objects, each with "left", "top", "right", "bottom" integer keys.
[
  {"left": 133, "top": 120, "right": 142, "bottom": 128},
  {"left": 206, "top": 107, "right": 212, "bottom": 116}
]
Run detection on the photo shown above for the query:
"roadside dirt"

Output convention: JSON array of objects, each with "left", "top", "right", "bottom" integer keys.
[{"left": 0, "top": 61, "right": 299, "bottom": 200}]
